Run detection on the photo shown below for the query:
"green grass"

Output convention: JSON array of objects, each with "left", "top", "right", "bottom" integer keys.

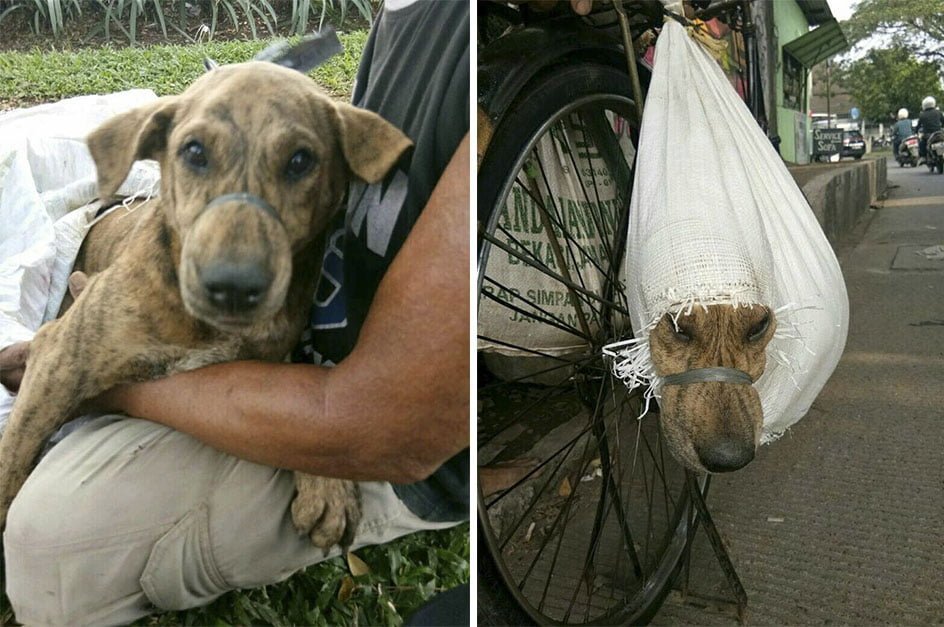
[
  {"left": 0, "top": 30, "right": 368, "bottom": 109},
  {"left": 0, "top": 31, "right": 470, "bottom": 626}
]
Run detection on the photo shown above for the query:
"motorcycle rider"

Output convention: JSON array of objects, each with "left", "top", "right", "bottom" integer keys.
[
  {"left": 892, "top": 108, "right": 912, "bottom": 158},
  {"left": 917, "top": 96, "right": 944, "bottom": 164}
]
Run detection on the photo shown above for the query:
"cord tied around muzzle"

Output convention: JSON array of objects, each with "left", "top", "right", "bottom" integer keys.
[
  {"left": 200, "top": 192, "right": 283, "bottom": 225},
  {"left": 661, "top": 367, "right": 753, "bottom": 386}
]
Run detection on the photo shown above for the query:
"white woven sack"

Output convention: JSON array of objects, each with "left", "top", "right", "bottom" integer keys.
[
  {"left": 605, "top": 19, "right": 848, "bottom": 441},
  {"left": 479, "top": 114, "right": 635, "bottom": 356},
  {"left": 0, "top": 91, "right": 162, "bottom": 433}
]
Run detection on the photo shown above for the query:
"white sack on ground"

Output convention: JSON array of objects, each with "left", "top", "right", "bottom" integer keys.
[
  {"left": 0, "top": 91, "right": 162, "bottom": 431},
  {"left": 605, "top": 19, "right": 848, "bottom": 441}
]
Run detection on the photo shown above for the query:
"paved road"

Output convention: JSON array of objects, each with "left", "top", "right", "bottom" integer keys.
[{"left": 654, "top": 162, "right": 944, "bottom": 624}]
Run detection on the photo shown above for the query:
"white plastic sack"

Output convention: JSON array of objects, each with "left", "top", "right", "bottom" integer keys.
[
  {"left": 0, "top": 91, "right": 162, "bottom": 431},
  {"left": 605, "top": 19, "right": 848, "bottom": 441}
]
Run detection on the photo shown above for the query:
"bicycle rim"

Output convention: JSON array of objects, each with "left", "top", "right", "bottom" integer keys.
[{"left": 478, "top": 90, "right": 694, "bottom": 625}]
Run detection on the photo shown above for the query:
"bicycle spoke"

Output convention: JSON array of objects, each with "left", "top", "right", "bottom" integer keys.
[
  {"left": 479, "top": 382, "right": 575, "bottom": 448},
  {"left": 501, "top": 179, "right": 607, "bottom": 328},
  {"left": 477, "top": 334, "right": 576, "bottom": 362},
  {"left": 481, "top": 228, "right": 633, "bottom": 318},
  {"left": 560, "top": 111, "right": 629, "bottom": 272},
  {"left": 563, "top": 382, "right": 644, "bottom": 622},
  {"left": 493, "top": 423, "right": 592, "bottom": 550},
  {"left": 481, "top": 275, "right": 591, "bottom": 340},
  {"left": 512, "top": 170, "right": 612, "bottom": 291},
  {"left": 490, "top": 219, "right": 625, "bottom": 320},
  {"left": 528, "top": 147, "right": 598, "bottom": 338},
  {"left": 531, "top": 432, "right": 600, "bottom": 611},
  {"left": 478, "top": 353, "right": 595, "bottom": 393},
  {"left": 486, "top": 417, "right": 593, "bottom": 511}
]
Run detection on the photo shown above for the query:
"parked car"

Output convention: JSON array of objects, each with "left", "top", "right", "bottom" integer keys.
[{"left": 841, "top": 130, "right": 866, "bottom": 159}]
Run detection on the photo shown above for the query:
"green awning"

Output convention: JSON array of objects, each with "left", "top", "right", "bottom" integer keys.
[
  {"left": 796, "top": 0, "right": 834, "bottom": 26},
  {"left": 782, "top": 19, "right": 849, "bottom": 68}
]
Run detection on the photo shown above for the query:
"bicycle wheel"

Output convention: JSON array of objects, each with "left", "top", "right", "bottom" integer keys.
[{"left": 478, "top": 63, "right": 697, "bottom": 625}]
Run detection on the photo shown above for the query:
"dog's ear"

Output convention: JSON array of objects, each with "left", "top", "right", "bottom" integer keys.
[
  {"left": 86, "top": 96, "right": 179, "bottom": 198},
  {"left": 333, "top": 102, "right": 412, "bottom": 183}
]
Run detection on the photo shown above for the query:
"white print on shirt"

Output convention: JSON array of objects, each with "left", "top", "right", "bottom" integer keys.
[{"left": 348, "top": 169, "right": 409, "bottom": 257}]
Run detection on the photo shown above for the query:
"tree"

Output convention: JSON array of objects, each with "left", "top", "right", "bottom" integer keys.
[
  {"left": 837, "top": 47, "right": 944, "bottom": 122},
  {"left": 844, "top": 0, "right": 944, "bottom": 64}
]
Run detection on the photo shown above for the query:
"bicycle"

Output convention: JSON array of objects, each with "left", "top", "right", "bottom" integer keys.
[{"left": 477, "top": 1, "right": 764, "bottom": 623}]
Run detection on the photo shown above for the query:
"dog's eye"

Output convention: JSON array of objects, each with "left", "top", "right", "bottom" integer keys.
[
  {"left": 747, "top": 314, "right": 770, "bottom": 342},
  {"left": 663, "top": 313, "right": 692, "bottom": 343},
  {"left": 285, "top": 149, "right": 316, "bottom": 181},
  {"left": 673, "top": 326, "right": 692, "bottom": 342},
  {"left": 180, "top": 140, "right": 208, "bottom": 171}
]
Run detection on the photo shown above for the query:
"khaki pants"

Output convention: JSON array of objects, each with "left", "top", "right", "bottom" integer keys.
[{"left": 3, "top": 415, "right": 459, "bottom": 626}]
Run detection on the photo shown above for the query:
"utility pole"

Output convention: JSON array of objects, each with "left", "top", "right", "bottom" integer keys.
[{"left": 826, "top": 59, "right": 832, "bottom": 127}]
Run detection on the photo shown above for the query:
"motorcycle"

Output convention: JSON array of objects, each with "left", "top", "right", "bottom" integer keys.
[
  {"left": 898, "top": 134, "right": 919, "bottom": 167},
  {"left": 925, "top": 130, "right": 944, "bottom": 174}
]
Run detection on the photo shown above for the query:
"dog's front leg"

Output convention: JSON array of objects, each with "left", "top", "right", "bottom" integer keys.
[
  {"left": 0, "top": 316, "right": 96, "bottom": 527},
  {"left": 0, "top": 294, "right": 173, "bottom": 528},
  {"left": 291, "top": 472, "right": 361, "bottom": 550}
]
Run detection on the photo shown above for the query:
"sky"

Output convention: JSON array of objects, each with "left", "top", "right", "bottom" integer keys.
[{"left": 827, "top": 0, "right": 857, "bottom": 22}]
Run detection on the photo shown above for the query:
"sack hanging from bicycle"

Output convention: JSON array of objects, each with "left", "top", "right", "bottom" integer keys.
[{"left": 604, "top": 16, "right": 848, "bottom": 444}]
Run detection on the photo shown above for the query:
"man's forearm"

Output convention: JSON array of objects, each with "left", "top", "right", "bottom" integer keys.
[{"left": 103, "top": 359, "right": 458, "bottom": 483}]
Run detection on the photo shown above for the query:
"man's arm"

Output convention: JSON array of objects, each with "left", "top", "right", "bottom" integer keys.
[{"left": 94, "top": 133, "right": 471, "bottom": 484}]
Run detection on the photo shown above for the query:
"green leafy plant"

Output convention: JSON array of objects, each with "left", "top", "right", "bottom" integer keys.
[
  {"left": 0, "top": 0, "right": 81, "bottom": 38},
  {"left": 96, "top": 0, "right": 167, "bottom": 45},
  {"left": 291, "top": 0, "right": 374, "bottom": 35},
  {"left": 205, "top": 0, "right": 278, "bottom": 41}
]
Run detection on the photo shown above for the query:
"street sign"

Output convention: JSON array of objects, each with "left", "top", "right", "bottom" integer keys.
[
  {"left": 813, "top": 128, "right": 843, "bottom": 157},
  {"left": 851, "top": 107, "right": 860, "bottom": 120}
]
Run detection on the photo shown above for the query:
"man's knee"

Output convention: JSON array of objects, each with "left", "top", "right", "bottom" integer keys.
[{"left": 3, "top": 470, "right": 159, "bottom": 625}]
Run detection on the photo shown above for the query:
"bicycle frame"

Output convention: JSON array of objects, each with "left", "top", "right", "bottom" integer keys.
[{"left": 479, "top": 0, "right": 767, "bottom": 137}]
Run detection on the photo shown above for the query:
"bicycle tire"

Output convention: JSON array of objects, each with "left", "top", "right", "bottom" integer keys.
[{"left": 477, "top": 62, "right": 696, "bottom": 626}]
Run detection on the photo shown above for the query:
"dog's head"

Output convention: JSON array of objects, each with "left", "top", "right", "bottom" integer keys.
[
  {"left": 648, "top": 304, "right": 775, "bottom": 473},
  {"left": 87, "top": 62, "right": 412, "bottom": 331}
]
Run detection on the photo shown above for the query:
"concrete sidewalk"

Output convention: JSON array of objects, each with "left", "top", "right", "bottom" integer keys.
[{"left": 654, "top": 163, "right": 944, "bottom": 623}]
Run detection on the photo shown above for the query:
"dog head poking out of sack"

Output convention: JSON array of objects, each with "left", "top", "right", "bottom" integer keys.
[
  {"left": 648, "top": 304, "right": 776, "bottom": 473},
  {"left": 606, "top": 20, "right": 848, "bottom": 476}
]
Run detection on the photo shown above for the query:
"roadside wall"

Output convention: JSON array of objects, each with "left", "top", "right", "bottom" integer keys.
[{"left": 793, "top": 157, "right": 887, "bottom": 245}]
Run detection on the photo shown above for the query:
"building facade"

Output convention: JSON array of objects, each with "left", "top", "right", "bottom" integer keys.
[{"left": 754, "top": 0, "right": 848, "bottom": 163}]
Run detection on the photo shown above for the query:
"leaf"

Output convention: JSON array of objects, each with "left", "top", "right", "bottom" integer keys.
[
  {"left": 338, "top": 575, "right": 356, "bottom": 603},
  {"left": 347, "top": 550, "right": 371, "bottom": 576},
  {"left": 558, "top": 476, "right": 572, "bottom": 496}
]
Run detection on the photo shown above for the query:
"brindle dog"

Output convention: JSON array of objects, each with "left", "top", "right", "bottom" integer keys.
[
  {"left": 0, "top": 62, "right": 412, "bottom": 548},
  {"left": 648, "top": 304, "right": 776, "bottom": 473}
]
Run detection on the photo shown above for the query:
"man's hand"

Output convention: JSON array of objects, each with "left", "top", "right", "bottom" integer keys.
[
  {"left": 0, "top": 341, "right": 30, "bottom": 394},
  {"left": 527, "top": 0, "right": 593, "bottom": 14},
  {"left": 570, "top": 0, "right": 592, "bottom": 14}
]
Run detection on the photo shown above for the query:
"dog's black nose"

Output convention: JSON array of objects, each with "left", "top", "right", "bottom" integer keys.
[
  {"left": 201, "top": 262, "right": 271, "bottom": 314},
  {"left": 696, "top": 439, "right": 754, "bottom": 473}
]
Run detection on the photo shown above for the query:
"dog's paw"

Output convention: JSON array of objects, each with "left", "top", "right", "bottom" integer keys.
[{"left": 291, "top": 473, "right": 361, "bottom": 550}]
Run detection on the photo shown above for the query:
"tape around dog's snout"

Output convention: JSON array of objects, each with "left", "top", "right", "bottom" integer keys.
[
  {"left": 661, "top": 367, "right": 753, "bottom": 386},
  {"left": 201, "top": 192, "right": 283, "bottom": 225}
]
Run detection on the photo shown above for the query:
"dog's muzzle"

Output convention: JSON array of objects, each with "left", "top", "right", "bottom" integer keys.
[
  {"left": 661, "top": 367, "right": 753, "bottom": 386},
  {"left": 190, "top": 192, "right": 284, "bottom": 316}
]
